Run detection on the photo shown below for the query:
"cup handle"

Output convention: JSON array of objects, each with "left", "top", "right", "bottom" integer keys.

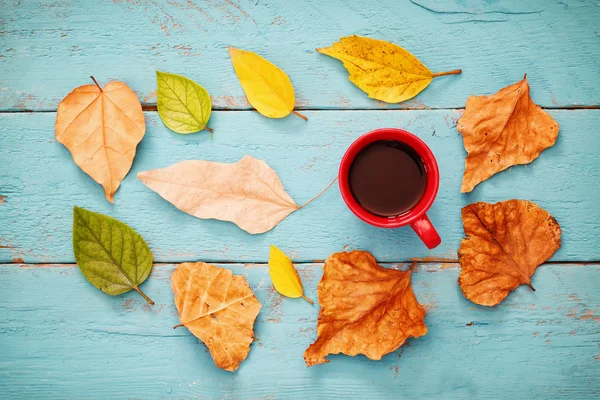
[{"left": 410, "top": 214, "right": 441, "bottom": 249}]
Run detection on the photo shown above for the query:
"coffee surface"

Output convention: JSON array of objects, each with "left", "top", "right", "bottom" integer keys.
[{"left": 349, "top": 140, "right": 427, "bottom": 217}]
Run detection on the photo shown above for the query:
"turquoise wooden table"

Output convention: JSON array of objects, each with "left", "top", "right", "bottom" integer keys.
[{"left": 1, "top": 0, "right": 599, "bottom": 398}]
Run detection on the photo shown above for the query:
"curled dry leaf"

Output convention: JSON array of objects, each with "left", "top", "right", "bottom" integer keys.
[
  {"left": 458, "top": 200, "right": 561, "bottom": 306},
  {"left": 172, "top": 262, "right": 262, "bottom": 372},
  {"left": 317, "top": 35, "right": 461, "bottom": 103},
  {"left": 304, "top": 251, "right": 427, "bottom": 367},
  {"left": 55, "top": 78, "right": 145, "bottom": 203},
  {"left": 229, "top": 47, "right": 307, "bottom": 120},
  {"left": 458, "top": 75, "right": 559, "bottom": 193},
  {"left": 138, "top": 156, "right": 298, "bottom": 234},
  {"left": 268, "top": 245, "right": 313, "bottom": 304}
]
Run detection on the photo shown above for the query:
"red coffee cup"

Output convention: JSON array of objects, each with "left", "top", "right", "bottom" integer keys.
[{"left": 338, "top": 128, "right": 441, "bottom": 249}]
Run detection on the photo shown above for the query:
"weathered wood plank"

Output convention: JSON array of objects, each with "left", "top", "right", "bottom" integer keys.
[
  {"left": 1, "top": 0, "right": 599, "bottom": 110},
  {"left": 0, "top": 262, "right": 598, "bottom": 399},
  {"left": 1, "top": 110, "right": 599, "bottom": 263}
]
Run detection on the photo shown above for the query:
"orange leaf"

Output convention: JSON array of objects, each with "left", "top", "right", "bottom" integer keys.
[
  {"left": 458, "top": 75, "right": 559, "bottom": 193},
  {"left": 458, "top": 200, "right": 562, "bottom": 306},
  {"left": 55, "top": 78, "right": 145, "bottom": 203},
  {"left": 304, "top": 251, "right": 427, "bottom": 367},
  {"left": 172, "top": 263, "right": 262, "bottom": 372}
]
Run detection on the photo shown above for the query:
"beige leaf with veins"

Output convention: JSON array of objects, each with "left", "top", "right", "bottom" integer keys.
[
  {"left": 137, "top": 155, "right": 299, "bottom": 234},
  {"left": 55, "top": 80, "right": 146, "bottom": 203},
  {"left": 172, "top": 262, "right": 262, "bottom": 371}
]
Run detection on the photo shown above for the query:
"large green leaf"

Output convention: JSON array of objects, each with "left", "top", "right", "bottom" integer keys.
[
  {"left": 72, "top": 206, "right": 154, "bottom": 304},
  {"left": 156, "top": 71, "right": 212, "bottom": 134}
]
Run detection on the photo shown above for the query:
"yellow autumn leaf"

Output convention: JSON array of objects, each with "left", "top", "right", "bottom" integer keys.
[
  {"left": 228, "top": 47, "right": 307, "bottom": 120},
  {"left": 268, "top": 245, "right": 313, "bottom": 304},
  {"left": 317, "top": 35, "right": 461, "bottom": 104}
]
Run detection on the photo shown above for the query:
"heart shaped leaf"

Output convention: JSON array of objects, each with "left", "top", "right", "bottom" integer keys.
[{"left": 55, "top": 78, "right": 146, "bottom": 203}]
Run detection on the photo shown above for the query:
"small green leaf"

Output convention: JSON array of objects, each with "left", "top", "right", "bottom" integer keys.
[
  {"left": 72, "top": 206, "right": 154, "bottom": 304},
  {"left": 156, "top": 71, "right": 212, "bottom": 134}
]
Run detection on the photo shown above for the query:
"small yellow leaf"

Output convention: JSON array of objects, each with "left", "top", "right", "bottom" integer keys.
[
  {"left": 317, "top": 35, "right": 461, "bottom": 104},
  {"left": 268, "top": 245, "right": 313, "bottom": 304},
  {"left": 229, "top": 47, "right": 307, "bottom": 120}
]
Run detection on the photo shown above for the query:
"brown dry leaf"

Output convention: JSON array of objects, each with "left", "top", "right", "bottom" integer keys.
[
  {"left": 138, "top": 155, "right": 299, "bottom": 234},
  {"left": 55, "top": 78, "right": 145, "bottom": 203},
  {"left": 458, "top": 75, "right": 559, "bottom": 193},
  {"left": 304, "top": 251, "right": 427, "bottom": 367},
  {"left": 458, "top": 200, "right": 561, "bottom": 306},
  {"left": 172, "top": 262, "right": 262, "bottom": 372}
]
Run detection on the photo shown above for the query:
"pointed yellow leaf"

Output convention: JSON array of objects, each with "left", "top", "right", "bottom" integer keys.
[
  {"left": 228, "top": 47, "right": 307, "bottom": 120},
  {"left": 268, "top": 245, "right": 313, "bottom": 304},
  {"left": 317, "top": 35, "right": 461, "bottom": 104}
]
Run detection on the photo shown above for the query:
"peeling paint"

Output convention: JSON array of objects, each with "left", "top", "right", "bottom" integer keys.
[
  {"left": 265, "top": 287, "right": 283, "bottom": 323},
  {"left": 579, "top": 309, "right": 600, "bottom": 322},
  {"left": 333, "top": 94, "right": 351, "bottom": 107},
  {"left": 0, "top": 238, "right": 14, "bottom": 249},
  {"left": 271, "top": 16, "right": 285, "bottom": 25},
  {"left": 295, "top": 93, "right": 312, "bottom": 107},
  {"left": 143, "top": 90, "right": 157, "bottom": 102},
  {"left": 444, "top": 112, "right": 462, "bottom": 128},
  {"left": 223, "top": 0, "right": 258, "bottom": 26},
  {"left": 211, "top": 95, "right": 250, "bottom": 109}
]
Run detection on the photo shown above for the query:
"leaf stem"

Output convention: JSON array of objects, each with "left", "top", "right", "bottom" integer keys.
[
  {"left": 173, "top": 323, "right": 184, "bottom": 329},
  {"left": 204, "top": 126, "right": 214, "bottom": 133},
  {"left": 527, "top": 283, "right": 536, "bottom": 292},
  {"left": 299, "top": 177, "right": 337, "bottom": 209},
  {"left": 432, "top": 69, "right": 462, "bottom": 78},
  {"left": 90, "top": 76, "right": 103, "bottom": 91},
  {"left": 292, "top": 110, "right": 308, "bottom": 121},
  {"left": 408, "top": 261, "right": 418, "bottom": 272},
  {"left": 301, "top": 295, "right": 314, "bottom": 305},
  {"left": 134, "top": 286, "right": 154, "bottom": 305}
]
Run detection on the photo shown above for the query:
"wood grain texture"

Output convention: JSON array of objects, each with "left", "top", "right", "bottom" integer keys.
[
  {"left": 0, "top": 262, "right": 598, "bottom": 399},
  {"left": 1, "top": 0, "right": 600, "bottom": 111},
  {"left": 1, "top": 110, "right": 599, "bottom": 263},
  {"left": 2, "top": 1, "right": 599, "bottom": 397}
]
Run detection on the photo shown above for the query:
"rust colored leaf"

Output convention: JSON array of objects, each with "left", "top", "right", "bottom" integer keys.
[
  {"left": 55, "top": 78, "right": 145, "bottom": 203},
  {"left": 304, "top": 251, "right": 427, "bottom": 367},
  {"left": 458, "top": 200, "right": 562, "bottom": 306},
  {"left": 172, "top": 262, "right": 262, "bottom": 372},
  {"left": 458, "top": 75, "right": 559, "bottom": 193}
]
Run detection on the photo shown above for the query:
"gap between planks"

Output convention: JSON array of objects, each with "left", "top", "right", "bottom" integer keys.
[
  {"left": 6, "top": 260, "right": 600, "bottom": 268},
  {"left": 0, "top": 105, "right": 598, "bottom": 114}
]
